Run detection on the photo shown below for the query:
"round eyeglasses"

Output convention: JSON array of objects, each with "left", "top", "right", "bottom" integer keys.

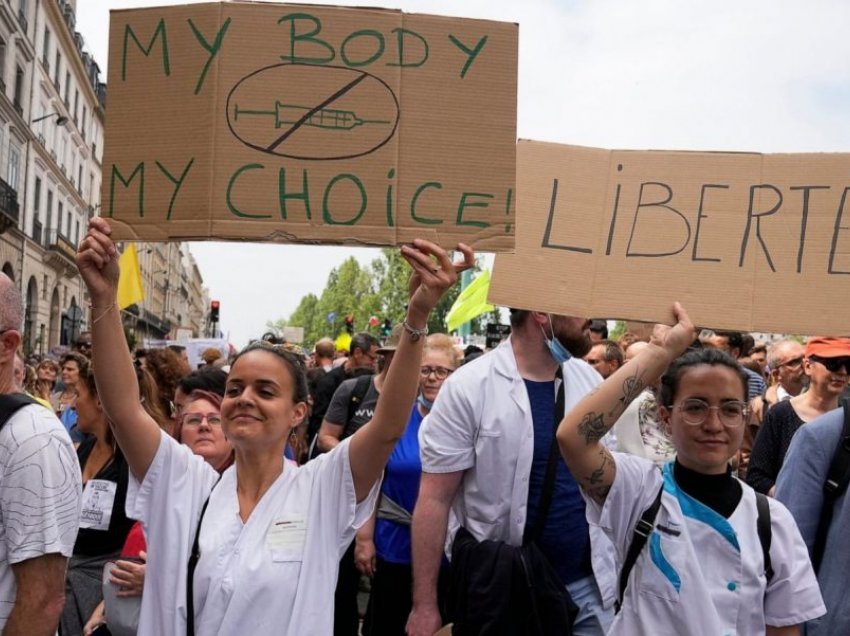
[{"left": 670, "top": 398, "right": 748, "bottom": 427}]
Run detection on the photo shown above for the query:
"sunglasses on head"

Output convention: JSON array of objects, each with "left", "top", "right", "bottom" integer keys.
[{"left": 809, "top": 355, "right": 850, "bottom": 373}]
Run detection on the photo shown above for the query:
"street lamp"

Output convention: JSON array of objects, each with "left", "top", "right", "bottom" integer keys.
[{"left": 32, "top": 111, "right": 68, "bottom": 126}]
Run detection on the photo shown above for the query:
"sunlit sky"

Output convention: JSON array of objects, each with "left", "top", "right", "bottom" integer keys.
[{"left": 77, "top": 0, "right": 850, "bottom": 346}]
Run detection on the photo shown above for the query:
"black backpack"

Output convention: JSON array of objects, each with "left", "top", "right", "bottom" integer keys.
[
  {"left": 616, "top": 479, "right": 774, "bottom": 612},
  {"left": 307, "top": 374, "right": 372, "bottom": 460},
  {"left": 812, "top": 398, "right": 850, "bottom": 572},
  {"left": 0, "top": 393, "right": 38, "bottom": 429}
]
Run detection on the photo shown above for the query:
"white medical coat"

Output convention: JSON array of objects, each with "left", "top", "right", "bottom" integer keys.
[
  {"left": 126, "top": 432, "right": 379, "bottom": 635},
  {"left": 588, "top": 454, "right": 825, "bottom": 635}
]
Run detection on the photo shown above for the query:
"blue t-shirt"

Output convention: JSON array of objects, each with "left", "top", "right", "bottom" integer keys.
[
  {"left": 374, "top": 404, "right": 424, "bottom": 564},
  {"left": 523, "top": 379, "right": 592, "bottom": 585},
  {"left": 62, "top": 407, "right": 85, "bottom": 444}
]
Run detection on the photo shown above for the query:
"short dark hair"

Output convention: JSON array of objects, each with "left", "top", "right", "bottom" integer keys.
[
  {"left": 178, "top": 367, "right": 228, "bottom": 397},
  {"left": 597, "top": 340, "right": 624, "bottom": 366},
  {"left": 589, "top": 319, "right": 608, "bottom": 339},
  {"left": 659, "top": 348, "right": 748, "bottom": 407},
  {"left": 350, "top": 332, "right": 378, "bottom": 356}
]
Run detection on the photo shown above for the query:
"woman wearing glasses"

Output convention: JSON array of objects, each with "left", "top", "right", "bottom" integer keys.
[
  {"left": 359, "top": 334, "right": 460, "bottom": 635},
  {"left": 747, "top": 337, "right": 850, "bottom": 496},
  {"left": 75, "top": 217, "right": 472, "bottom": 635},
  {"left": 557, "top": 304, "right": 824, "bottom": 635}
]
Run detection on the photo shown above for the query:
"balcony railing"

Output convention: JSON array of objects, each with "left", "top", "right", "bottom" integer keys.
[
  {"left": 31, "top": 218, "right": 42, "bottom": 245},
  {"left": 44, "top": 227, "right": 78, "bottom": 273},
  {"left": 17, "top": 9, "right": 27, "bottom": 35},
  {"left": 0, "top": 178, "right": 19, "bottom": 234}
]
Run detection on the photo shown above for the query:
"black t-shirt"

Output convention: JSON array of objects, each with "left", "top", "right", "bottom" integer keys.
[
  {"left": 74, "top": 437, "right": 134, "bottom": 556},
  {"left": 325, "top": 376, "right": 379, "bottom": 439}
]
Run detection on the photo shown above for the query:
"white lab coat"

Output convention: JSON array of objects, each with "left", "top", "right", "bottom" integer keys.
[
  {"left": 588, "top": 454, "right": 825, "bottom": 635},
  {"left": 126, "top": 432, "right": 379, "bottom": 635}
]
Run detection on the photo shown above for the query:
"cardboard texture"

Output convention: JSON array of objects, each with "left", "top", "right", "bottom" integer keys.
[
  {"left": 490, "top": 141, "right": 850, "bottom": 336},
  {"left": 103, "top": 2, "right": 517, "bottom": 250}
]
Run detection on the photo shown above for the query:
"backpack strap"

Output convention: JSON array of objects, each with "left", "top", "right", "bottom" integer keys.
[
  {"left": 754, "top": 492, "right": 774, "bottom": 583},
  {"left": 813, "top": 399, "right": 850, "bottom": 571},
  {"left": 0, "top": 393, "right": 38, "bottom": 429},
  {"left": 616, "top": 483, "right": 663, "bottom": 612},
  {"left": 186, "top": 475, "right": 222, "bottom": 635}
]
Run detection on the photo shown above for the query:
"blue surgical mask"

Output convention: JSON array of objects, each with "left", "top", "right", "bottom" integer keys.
[
  {"left": 417, "top": 394, "right": 434, "bottom": 411},
  {"left": 540, "top": 315, "right": 572, "bottom": 365}
]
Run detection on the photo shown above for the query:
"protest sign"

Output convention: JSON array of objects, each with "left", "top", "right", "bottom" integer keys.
[
  {"left": 490, "top": 141, "right": 850, "bottom": 335},
  {"left": 103, "top": 1, "right": 517, "bottom": 250}
]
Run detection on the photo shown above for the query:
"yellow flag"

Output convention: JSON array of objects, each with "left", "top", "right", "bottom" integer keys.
[
  {"left": 117, "top": 243, "right": 145, "bottom": 310},
  {"left": 446, "top": 270, "right": 495, "bottom": 332}
]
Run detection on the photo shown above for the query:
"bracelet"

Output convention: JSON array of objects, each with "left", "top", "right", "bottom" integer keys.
[
  {"left": 90, "top": 302, "right": 117, "bottom": 325},
  {"left": 402, "top": 320, "right": 429, "bottom": 342}
]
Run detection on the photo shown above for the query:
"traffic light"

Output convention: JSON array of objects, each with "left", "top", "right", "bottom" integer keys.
[
  {"left": 210, "top": 300, "right": 220, "bottom": 322},
  {"left": 344, "top": 314, "right": 354, "bottom": 335},
  {"left": 381, "top": 319, "right": 392, "bottom": 337}
]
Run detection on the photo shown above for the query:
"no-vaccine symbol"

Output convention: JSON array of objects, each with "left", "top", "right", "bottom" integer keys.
[{"left": 226, "top": 63, "right": 400, "bottom": 161}]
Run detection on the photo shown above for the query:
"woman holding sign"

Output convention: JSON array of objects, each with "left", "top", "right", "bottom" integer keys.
[
  {"left": 556, "top": 304, "right": 825, "bottom": 636},
  {"left": 75, "top": 217, "right": 472, "bottom": 635}
]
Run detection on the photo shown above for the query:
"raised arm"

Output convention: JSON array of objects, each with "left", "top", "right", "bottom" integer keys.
[
  {"left": 556, "top": 303, "right": 694, "bottom": 503},
  {"left": 75, "top": 218, "right": 162, "bottom": 481},
  {"left": 348, "top": 240, "right": 473, "bottom": 501}
]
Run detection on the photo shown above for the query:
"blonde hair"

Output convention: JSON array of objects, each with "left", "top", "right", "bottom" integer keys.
[{"left": 424, "top": 333, "right": 461, "bottom": 367}]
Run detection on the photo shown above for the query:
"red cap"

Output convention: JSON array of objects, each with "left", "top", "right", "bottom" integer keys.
[{"left": 805, "top": 337, "right": 850, "bottom": 358}]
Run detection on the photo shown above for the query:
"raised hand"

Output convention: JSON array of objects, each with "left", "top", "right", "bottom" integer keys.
[
  {"left": 402, "top": 240, "right": 475, "bottom": 324},
  {"left": 75, "top": 217, "right": 120, "bottom": 304},
  {"left": 650, "top": 301, "right": 697, "bottom": 360}
]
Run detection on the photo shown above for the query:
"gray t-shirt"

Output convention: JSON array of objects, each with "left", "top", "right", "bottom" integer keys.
[{"left": 324, "top": 376, "right": 379, "bottom": 439}]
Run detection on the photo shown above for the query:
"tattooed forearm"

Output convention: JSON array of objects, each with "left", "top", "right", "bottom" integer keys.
[
  {"left": 577, "top": 412, "right": 607, "bottom": 445},
  {"left": 583, "top": 448, "right": 615, "bottom": 504},
  {"left": 608, "top": 367, "right": 647, "bottom": 417}
]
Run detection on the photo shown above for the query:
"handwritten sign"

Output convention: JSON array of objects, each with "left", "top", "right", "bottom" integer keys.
[
  {"left": 490, "top": 141, "right": 850, "bottom": 336},
  {"left": 103, "top": 2, "right": 517, "bottom": 250}
]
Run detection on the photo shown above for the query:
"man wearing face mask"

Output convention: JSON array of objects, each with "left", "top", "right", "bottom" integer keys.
[{"left": 407, "top": 310, "right": 613, "bottom": 636}]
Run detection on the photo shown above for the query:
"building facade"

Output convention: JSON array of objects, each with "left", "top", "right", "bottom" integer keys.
[{"left": 0, "top": 0, "right": 208, "bottom": 356}]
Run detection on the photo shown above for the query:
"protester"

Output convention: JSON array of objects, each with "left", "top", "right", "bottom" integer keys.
[
  {"left": 776, "top": 401, "right": 850, "bottom": 636},
  {"left": 738, "top": 339, "right": 806, "bottom": 479},
  {"left": 319, "top": 327, "right": 400, "bottom": 636},
  {"left": 83, "top": 388, "right": 234, "bottom": 636},
  {"left": 409, "top": 309, "right": 612, "bottom": 636},
  {"left": 308, "top": 332, "right": 379, "bottom": 448},
  {"left": 0, "top": 273, "right": 82, "bottom": 633},
  {"left": 588, "top": 319, "right": 608, "bottom": 343},
  {"left": 556, "top": 304, "right": 825, "bottom": 635},
  {"left": 75, "top": 217, "right": 471, "bottom": 634},
  {"left": 747, "top": 337, "right": 850, "bottom": 495},
  {"left": 51, "top": 351, "right": 88, "bottom": 444},
  {"left": 359, "top": 334, "right": 459, "bottom": 635},
  {"left": 712, "top": 330, "right": 767, "bottom": 399},
  {"left": 143, "top": 347, "right": 192, "bottom": 423},
  {"left": 34, "top": 358, "right": 60, "bottom": 401},
  {"left": 75, "top": 331, "right": 93, "bottom": 359},
  {"left": 61, "top": 365, "right": 139, "bottom": 635},
  {"left": 584, "top": 339, "right": 624, "bottom": 379}
]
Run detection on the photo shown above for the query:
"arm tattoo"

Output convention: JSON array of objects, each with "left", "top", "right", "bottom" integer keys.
[
  {"left": 584, "top": 448, "right": 614, "bottom": 503},
  {"left": 577, "top": 411, "right": 607, "bottom": 445},
  {"left": 609, "top": 367, "right": 647, "bottom": 416}
]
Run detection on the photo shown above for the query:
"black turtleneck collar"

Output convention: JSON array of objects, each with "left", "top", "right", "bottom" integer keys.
[{"left": 673, "top": 460, "right": 742, "bottom": 519}]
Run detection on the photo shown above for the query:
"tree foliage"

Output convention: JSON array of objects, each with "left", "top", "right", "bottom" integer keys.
[{"left": 270, "top": 249, "right": 499, "bottom": 346}]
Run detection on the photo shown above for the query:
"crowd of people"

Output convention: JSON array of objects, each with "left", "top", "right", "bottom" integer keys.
[{"left": 0, "top": 216, "right": 848, "bottom": 635}]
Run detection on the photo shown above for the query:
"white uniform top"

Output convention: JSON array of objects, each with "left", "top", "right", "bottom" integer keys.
[
  {"left": 419, "top": 338, "right": 618, "bottom": 606},
  {"left": 126, "top": 431, "right": 379, "bottom": 636},
  {"left": 586, "top": 453, "right": 825, "bottom": 636},
  {"left": 0, "top": 404, "right": 81, "bottom": 630}
]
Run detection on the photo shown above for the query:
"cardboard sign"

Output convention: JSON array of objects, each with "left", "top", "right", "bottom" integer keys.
[
  {"left": 102, "top": 2, "right": 517, "bottom": 250},
  {"left": 490, "top": 141, "right": 850, "bottom": 336}
]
